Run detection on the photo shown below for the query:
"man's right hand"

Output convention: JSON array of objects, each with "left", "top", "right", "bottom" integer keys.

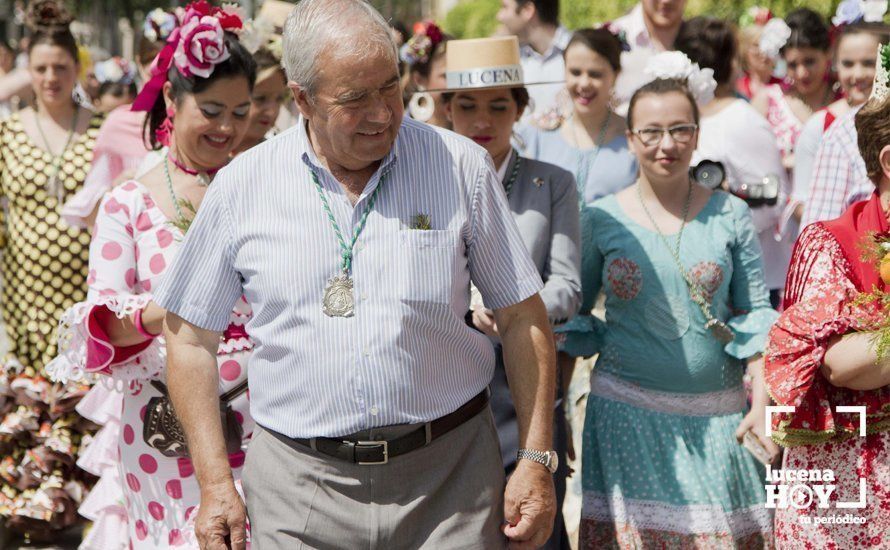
[{"left": 195, "top": 481, "right": 247, "bottom": 550}]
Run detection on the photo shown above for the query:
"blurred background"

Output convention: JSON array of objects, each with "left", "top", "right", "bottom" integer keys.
[{"left": 0, "top": 0, "right": 845, "bottom": 59}]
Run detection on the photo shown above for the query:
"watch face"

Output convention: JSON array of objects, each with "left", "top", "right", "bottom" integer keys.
[{"left": 547, "top": 451, "right": 559, "bottom": 474}]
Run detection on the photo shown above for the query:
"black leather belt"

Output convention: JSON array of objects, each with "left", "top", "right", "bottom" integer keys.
[{"left": 263, "top": 390, "right": 489, "bottom": 465}]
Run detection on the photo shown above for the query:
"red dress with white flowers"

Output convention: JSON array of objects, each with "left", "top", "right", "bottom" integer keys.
[
  {"left": 765, "top": 222, "right": 890, "bottom": 549},
  {"left": 48, "top": 180, "right": 254, "bottom": 549}
]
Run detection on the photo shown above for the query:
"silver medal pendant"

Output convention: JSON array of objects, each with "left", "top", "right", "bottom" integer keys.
[
  {"left": 322, "top": 273, "right": 355, "bottom": 317},
  {"left": 197, "top": 172, "right": 211, "bottom": 187},
  {"left": 705, "top": 319, "right": 735, "bottom": 344}
]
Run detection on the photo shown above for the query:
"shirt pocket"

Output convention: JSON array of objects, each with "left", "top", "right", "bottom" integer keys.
[{"left": 399, "top": 229, "right": 460, "bottom": 305}]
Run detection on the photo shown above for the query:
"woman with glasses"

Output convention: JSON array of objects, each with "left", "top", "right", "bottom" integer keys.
[{"left": 563, "top": 70, "right": 779, "bottom": 548}]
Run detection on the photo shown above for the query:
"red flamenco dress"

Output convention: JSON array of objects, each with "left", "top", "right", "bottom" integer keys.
[{"left": 765, "top": 193, "right": 890, "bottom": 549}]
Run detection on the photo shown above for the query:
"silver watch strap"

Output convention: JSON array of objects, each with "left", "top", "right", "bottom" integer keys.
[{"left": 517, "top": 448, "right": 550, "bottom": 467}]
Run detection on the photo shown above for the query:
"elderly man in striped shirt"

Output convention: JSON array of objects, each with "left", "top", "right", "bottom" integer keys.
[{"left": 153, "top": 1, "right": 558, "bottom": 548}]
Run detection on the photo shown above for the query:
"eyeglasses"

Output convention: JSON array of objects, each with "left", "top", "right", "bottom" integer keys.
[{"left": 631, "top": 124, "right": 698, "bottom": 146}]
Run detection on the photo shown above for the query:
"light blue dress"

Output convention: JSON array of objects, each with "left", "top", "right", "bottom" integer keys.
[
  {"left": 517, "top": 124, "right": 638, "bottom": 205},
  {"left": 517, "top": 123, "right": 638, "bottom": 319},
  {"left": 561, "top": 191, "right": 778, "bottom": 548}
]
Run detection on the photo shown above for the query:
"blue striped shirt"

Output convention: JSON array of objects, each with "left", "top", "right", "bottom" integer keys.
[{"left": 154, "top": 117, "right": 543, "bottom": 438}]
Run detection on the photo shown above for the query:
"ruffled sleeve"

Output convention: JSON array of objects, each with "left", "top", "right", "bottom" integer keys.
[
  {"left": 724, "top": 194, "right": 779, "bottom": 359},
  {"left": 558, "top": 314, "right": 606, "bottom": 358},
  {"left": 48, "top": 186, "right": 162, "bottom": 384},
  {"left": 764, "top": 223, "right": 890, "bottom": 446},
  {"left": 725, "top": 308, "right": 780, "bottom": 359}
]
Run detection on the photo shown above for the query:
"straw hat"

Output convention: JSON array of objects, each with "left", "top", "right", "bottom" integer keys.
[{"left": 426, "top": 36, "right": 562, "bottom": 93}]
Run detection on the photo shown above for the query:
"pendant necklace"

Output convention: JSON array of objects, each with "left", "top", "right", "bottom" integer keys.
[
  {"left": 163, "top": 157, "right": 201, "bottom": 235},
  {"left": 571, "top": 109, "right": 611, "bottom": 208},
  {"left": 167, "top": 152, "right": 220, "bottom": 187},
  {"left": 636, "top": 181, "right": 735, "bottom": 344},
  {"left": 310, "top": 169, "right": 385, "bottom": 318},
  {"left": 34, "top": 105, "right": 80, "bottom": 201}
]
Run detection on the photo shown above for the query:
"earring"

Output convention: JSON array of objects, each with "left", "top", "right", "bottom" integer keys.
[{"left": 409, "top": 90, "right": 435, "bottom": 123}]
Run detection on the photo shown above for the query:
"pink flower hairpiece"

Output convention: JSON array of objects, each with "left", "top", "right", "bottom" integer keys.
[
  {"left": 400, "top": 21, "right": 445, "bottom": 66},
  {"left": 131, "top": 1, "right": 244, "bottom": 112},
  {"left": 739, "top": 6, "right": 773, "bottom": 28}
]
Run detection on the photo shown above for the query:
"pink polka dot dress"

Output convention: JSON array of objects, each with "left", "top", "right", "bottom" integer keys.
[{"left": 48, "top": 180, "right": 254, "bottom": 549}]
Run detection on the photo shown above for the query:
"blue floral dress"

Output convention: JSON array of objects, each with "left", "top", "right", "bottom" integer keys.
[{"left": 561, "top": 191, "right": 778, "bottom": 548}]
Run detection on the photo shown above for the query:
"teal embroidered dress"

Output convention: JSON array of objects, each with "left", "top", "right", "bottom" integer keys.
[{"left": 561, "top": 191, "right": 778, "bottom": 548}]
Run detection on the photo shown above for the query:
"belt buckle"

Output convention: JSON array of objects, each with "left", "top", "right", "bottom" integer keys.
[{"left": 355, "top": 440, "right": 388, "bottom": 465}]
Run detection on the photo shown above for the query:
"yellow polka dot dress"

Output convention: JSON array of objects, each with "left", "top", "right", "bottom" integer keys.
[{"left": 0, "top": 111, "right": 101, "bottom": 535}]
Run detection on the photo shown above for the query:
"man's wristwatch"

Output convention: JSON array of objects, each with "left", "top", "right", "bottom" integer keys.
[{"left": 517, "top": 448, "right": 559, "bottom": 474}]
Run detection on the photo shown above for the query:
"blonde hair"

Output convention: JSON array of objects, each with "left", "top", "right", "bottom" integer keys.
[{"left": 737, "top": 25, "right": 763, "bottom": 74}]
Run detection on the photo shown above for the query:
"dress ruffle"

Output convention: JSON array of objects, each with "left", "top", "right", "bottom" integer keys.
[
  {"left": 75, "top": 380, "right": 128, "bottom": 549},
  {"left": 724, "top": 307, "right": 780, "bottom": 359},
  {"left": 48, "top": 294, "right": 165, "bottom": 385}
]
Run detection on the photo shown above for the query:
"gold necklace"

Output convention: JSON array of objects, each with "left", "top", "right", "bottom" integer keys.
[
  {"left": 636, "top": 181, "right": 735, "bottom": 344},
  {"left": 34, "top": 105, "right": 79, "bottom": 200}
]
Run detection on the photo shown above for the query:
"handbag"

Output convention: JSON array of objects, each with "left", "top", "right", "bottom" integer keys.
[{"left": 143, "top": 378, "right": 248, "bottom": 458}]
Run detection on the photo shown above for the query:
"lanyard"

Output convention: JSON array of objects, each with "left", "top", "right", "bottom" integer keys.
[{"left": 309, "top": 168, "right": 385, "bottom": 275}]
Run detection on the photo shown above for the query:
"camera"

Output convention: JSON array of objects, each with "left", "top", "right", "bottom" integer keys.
[
  {"left": 690, "top": 160, "right": 779, "bottom": 208},
  {"left": 690, "top": 160, "right": 726, "bottom": 190},
  {"left": 733, "top": 174, "right": 779, "bottom": 207}
]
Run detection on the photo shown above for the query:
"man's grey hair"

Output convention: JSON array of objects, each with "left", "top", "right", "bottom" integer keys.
[{"left": 282, "top": 0, "right": 398, "bottom": 97}]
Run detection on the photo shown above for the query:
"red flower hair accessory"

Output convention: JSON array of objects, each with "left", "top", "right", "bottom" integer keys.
[
  {"left": 400, "top": 21, "right": 445, "bottom": 67},
  {"left": 132, "top": 1, "right": 244, "bottom": 112}
]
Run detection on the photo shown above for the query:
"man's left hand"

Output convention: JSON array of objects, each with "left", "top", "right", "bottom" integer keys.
[{"left": 502, "top": 459, "right": 556, "bottom": 549}]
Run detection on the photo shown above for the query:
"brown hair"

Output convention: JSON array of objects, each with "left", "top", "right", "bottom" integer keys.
[
  {"left": 564, "top": 28, "right": 622, "bottom": 73},
  {"left": 26, "top": 0, "right": 78, "bottom": 64},
  {"left": 409, "top": 35, "right": 451, "bottom": 80},
  {"left": 144, "top": 33, "right": 257, "bottom": 150},
  {"left": 855, "top": 97, "right": 890, "bottom": 184},
  {"left": 675, "top": 17, "right": 736, "bottom": 86},
  {"left": 252, "top": 47, "right": 284, "bottom": 74},
  {"left": 836, "top": 22, "right": 890, "bottom": 56},
  {"left": 442, "top": 87, "right": 531, "bottom": 116},
  {"left": 136, "top": 35, "right": 164, "bottom": 68},
  {"left": 627, "top": 78, "right": 700, "bottom": 130},
  {"left": 515, "top": 0, "right": 560, "bottom": 26},
  {"left": 401, "top": 35, "right": 452, "bottom": 107}
]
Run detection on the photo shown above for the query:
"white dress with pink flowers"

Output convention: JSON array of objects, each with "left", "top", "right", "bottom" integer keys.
[{"left": 48, "top": 180, "right": 254, "bottom": 549}]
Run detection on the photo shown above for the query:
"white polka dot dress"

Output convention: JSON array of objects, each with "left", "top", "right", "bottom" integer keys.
[{"left": 50, "top": 180, "right": 254, "bottom": 548}]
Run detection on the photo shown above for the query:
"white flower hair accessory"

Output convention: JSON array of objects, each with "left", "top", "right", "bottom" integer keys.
[
  {"left": 863, "top": 0, "right": 890, "bottom": 22},
  {"left": 643, "top": 51, "right": 717, "bottom": 105},
  {"left": 833, "top": 0, "right": 888, "bottom": 26},
  {"left": 240, "top": 17, "right": 276, "bottom": 56},
  {"left": 143, "top": 8, "right": 177, "bottom": 43},
  {"left": 758, "top": 18, "right": 792, "bottom": 60},
  {"left": 94, "top": 57, "right": 136, "bottom": 85}
]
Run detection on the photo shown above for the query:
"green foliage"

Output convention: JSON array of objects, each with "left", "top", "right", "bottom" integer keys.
[
  {"left": 443, "top": 0, "right": 502, "bottom": 39},
  {"left": 444, "top": 0, "right": 843, "bottom": 39}
]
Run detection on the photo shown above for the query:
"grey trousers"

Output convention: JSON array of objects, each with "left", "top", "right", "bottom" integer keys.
[{"left": 243, "top": 407, "right": 507, "bottom": 549}]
